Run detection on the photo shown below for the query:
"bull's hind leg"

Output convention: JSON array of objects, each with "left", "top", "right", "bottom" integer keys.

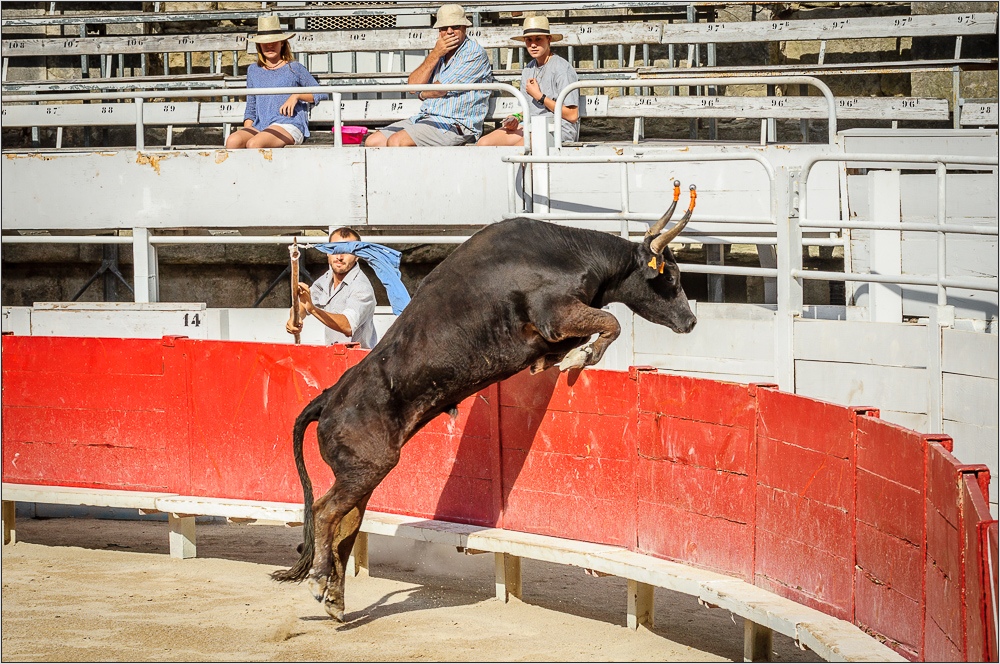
[{"left": 531, "top": 299, "right": 621, "bottom": 371}]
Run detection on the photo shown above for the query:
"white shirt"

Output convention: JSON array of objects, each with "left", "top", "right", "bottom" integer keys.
[{"left": 309, "top": 263, "right": 378, "bottom": 349}]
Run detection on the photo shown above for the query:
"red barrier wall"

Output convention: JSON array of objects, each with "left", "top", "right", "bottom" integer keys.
[{"left": 2, "top": 335, "right": 996, "bottom": 661}]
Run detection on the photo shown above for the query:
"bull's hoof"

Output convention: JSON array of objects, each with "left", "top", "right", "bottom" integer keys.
[
  {"left": 557, "top": 346, "right": 591, "bottom": 371},
  {"left": 324, "top": 602, "right": 346, "bottom": 622},
  {"left": 307, "top": 574, "right": 328, "bottom": 603}
]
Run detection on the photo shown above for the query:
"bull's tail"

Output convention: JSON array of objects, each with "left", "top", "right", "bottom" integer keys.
[{"left": 271, "top": 393, "right": 326, "bottom": 583}]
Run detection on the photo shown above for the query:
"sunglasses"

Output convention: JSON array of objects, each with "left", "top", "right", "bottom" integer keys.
[{"left": 438, "top": 25, "right": 465, "bottom": 31}]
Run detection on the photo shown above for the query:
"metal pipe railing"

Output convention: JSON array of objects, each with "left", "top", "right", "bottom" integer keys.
[
  {"left": 551, "top": 75, "right": 839, "bottom": 149},
  {"left": 0, "top": 82, "right": 534, "bottom": 152}
]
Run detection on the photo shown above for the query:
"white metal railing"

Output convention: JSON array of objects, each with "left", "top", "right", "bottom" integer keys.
[
  {"left": 797, "top": 154, "right": 1000, "bottom": 307},
  {"left": 553, "top": 75, "right": 839, "bottom": 148},
  {"left": 0, "top": 83, "right": 533, "bottom": 151}
]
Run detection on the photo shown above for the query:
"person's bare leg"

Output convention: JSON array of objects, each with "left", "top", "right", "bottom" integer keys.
[
  {"left": 364, "top": 130, "right": 389, "bottom": 147},
  {"left": 385, "top": 130, "right": 417, "bottom": 147},
  {"left": 225, "top": 127, "right": 258, "bottom": 149},
  {"left": 476, "top": 127, "right": 524, "bottom": 146},
  {"left": 246, "top": 126, "right": 294, "bottom": 149}
]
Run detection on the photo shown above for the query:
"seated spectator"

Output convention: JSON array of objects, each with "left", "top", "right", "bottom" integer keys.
[
  {"left": 286, "top": 227, "right": 378, "bottom": 349},
  {"left": 226, "top": 16, "right": 327, "bottom": 149},
  {"left": 365, "top": 4, "right": 495, "bottom": 147},
  {"left": 477, "top": 16, "right": 580, "bottom": 146}
]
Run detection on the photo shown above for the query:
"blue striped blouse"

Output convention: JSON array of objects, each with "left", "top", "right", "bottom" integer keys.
[{"left": 410, "top": 37, "right": 495, "bottom": 139}]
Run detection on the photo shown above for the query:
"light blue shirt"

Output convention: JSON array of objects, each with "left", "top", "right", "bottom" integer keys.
[
  {"left": 410, "top": 36, "right": 495, "bottom": 139},
  {"left": 309, "top": 263, "right": 377, "bottom": 349}
]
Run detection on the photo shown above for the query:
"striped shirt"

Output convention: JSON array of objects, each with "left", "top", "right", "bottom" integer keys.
[{"left": 411, "top": 36, "right": 495, "bottom": 139}]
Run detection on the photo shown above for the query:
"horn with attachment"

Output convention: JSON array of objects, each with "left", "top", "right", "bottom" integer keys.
[
  {"left": 289, "top": 238, "right": 301, "bottom": 345},
  {"left": 650, "top": 184, "right": 697, "bottom": 255},
  {"left": 645, "top": 180, "right": 681, "bottom": 239}
]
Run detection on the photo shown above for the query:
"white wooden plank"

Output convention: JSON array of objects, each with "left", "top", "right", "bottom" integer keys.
[
  {"left": 30, "top": 303, "right": 209, "bottom": 339},
  {"left": 960, "top": 103, "right": 999, "bottom": 127},
  {"left": 794, "top": 360, "right": 929, "bottom": 413},
  {"left": 2, "top": 102, "right": 136, "bottom": 127},
  {"left": 635, "top": 314, "right": 774, "bottom": 363},
  {"left": 1, "top": 483, "right": 176, "bottom": 510},
  {"left": 154, "top": 496, "right": 304, "bottom": 523},
  {"left": 874, "top": 410, "right": 930, "bottom": 433},
  {"left": 943, "top": 373, "right": 999, "bottom": 429},
  {"left": 606, "top": 96, "right": 949, "bottom": 121},
  {"left": 142, "top": 100, "right": 200, "bottom": 125},
  {"left": 943, "top": 420, "right": 998, "bottom": 503},
  {"left": 633, "top": 353, "right": 773, "bottom": 380},
  {"left": 1, "top": 306, "right": 31, "bottom": 335},
  {"left": 793, "top": 319, "right": 928, "bottom": 367},
  {"left": 659, "top": 12, "right": 998, "bottom": 45},
  {"left": 942, "top": 328, "right": 999, "bottom": 379},
  {"left": 199, "top": 101, "right": 246, "bottom": 123}
]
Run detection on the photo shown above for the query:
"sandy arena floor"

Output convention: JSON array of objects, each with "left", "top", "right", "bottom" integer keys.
[{"left": 2, "top": 516, "right": 823, "bottom": 662}]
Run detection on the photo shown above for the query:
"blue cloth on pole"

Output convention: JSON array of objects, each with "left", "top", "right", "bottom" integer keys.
[{"left": 312, "top": 241, "right": 410, "bottom": 315}]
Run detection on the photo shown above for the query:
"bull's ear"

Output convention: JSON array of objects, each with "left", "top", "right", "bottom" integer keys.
[{"left": 640, "top": 245, "right": 666, "bottom": 280}]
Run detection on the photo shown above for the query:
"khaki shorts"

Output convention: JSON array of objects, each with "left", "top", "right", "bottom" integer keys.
[{"left": 376, "top": 118, "right": 473, "bottom": 147}]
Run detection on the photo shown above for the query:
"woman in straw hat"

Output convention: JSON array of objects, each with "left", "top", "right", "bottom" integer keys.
[
  {"left": 477, "top": 15, "right": 580, "bottom": 146},
  {"left": 226, "top": 16, "right": 328, "bottom": 149}
]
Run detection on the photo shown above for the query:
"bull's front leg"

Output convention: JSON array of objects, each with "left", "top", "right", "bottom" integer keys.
[{"left": 532, "top": 300, "right": 621, "bottom": 371}]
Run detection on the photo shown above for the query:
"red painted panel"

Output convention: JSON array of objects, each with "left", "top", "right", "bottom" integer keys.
[
  {"left": 925, "top": 561, "right": 963, "bottom": 655},
  {"left": 924, "top": 616, "right": 964, "bottom": 662},
  {"left": 855, "top": 521, "right": 922, "bottom": 601},
  {"left": 856, "top": 415, "right": 926, "bottom": 490},
  {"left": 754, "top": 528, "right": 853, "bottom": 619},
  {"left": 504, "top": 487, "right": 633, "bottom": 546},
  {"left": 961, "top": 473, "right": 995, "bottom": 663},
  {"left": 371, "top": 470, "right": 493, "bottom": 524},
  {"left": 856, "top": 467, "right": 923, "bottom": 545},
  {"left": 757, "top": 389, "right": 854, "bottom": 459},
  {"left": 756, "top": 485, "right": 851, "bottom": 560},
  {"left": 2, "top": 337, "right": 189, "bottom": 493},
  {"left": 500, "top": 408, "right": 631, "bottom": 459},
  {"left": 637, "top": 500, "right": 753, "bottom": 580},
  {"left": 500, "top": 367, "right": 633, "bottom": 415},
  {"left": 927, "top": 441, "right": 962, "bottom": 528},
  {"left": 638, "top": 373, "right": 755, "bottom": 431},
  {"left": 640, "top": 458, "right": 752, "bottom": 524},
  {"left": 636, "top": 412, "right": 751, "bottom": 475},
  {"left": 503, "top": 448, "right": 633, "bottom": 504},
  {"left": 757, "top": 436, "right": 853, "bottom": 509},
  {"left": 854, "top": 569, "right": 922, "bottom": 656},
  {"left": 0, "top": 335, "right": 166, "bottom": 375}
]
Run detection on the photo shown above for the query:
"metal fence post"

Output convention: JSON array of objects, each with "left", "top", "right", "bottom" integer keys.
[
  {"left": 132, "top": 227, "right": 158, "bottom": 303},
  {"left": 774, "top": 166, "right": 803, "bottom": 390}
]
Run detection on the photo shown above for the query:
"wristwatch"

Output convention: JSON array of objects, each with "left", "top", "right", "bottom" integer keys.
[{"left": 539, "top": 94, "right": 547, "bottom": 104}]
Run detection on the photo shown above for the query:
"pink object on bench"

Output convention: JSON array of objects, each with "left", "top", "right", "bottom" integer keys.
[{"left": 336, "top": 125, "right": 369, "bottom": 144}]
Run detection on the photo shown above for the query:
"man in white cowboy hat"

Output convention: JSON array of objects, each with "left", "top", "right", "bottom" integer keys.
[
  {"left": 365, "top": 4, "right": 495, "bottom": 147},
  {"left": 477, "top": 15, "right": 580, "bottom": 146}
]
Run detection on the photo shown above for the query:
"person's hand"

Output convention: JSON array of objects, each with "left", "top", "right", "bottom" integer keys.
[
  {"left": 419, "top": 79, "right": 448, "bottom": 100},
  {"left": 295, "top": 282, "right": 315, "bottom": 314},
  {"left": 279, "top": 95, "right": 299, "bottom": 116},
  {"left": 525, "top": 78, "right": 543, "bottom": 102},
  {"left": 501, "top": 115, "right": 520, "bottom": 131},
  {"left": 286, "top": 317, "right": 303, "bottom": 335},
  {"left": 432, "top": 31, "right": 462, "bottom": 57}
]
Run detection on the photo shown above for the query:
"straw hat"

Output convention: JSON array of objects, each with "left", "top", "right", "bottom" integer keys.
[
  {"left": 433, "top": 4, "right": 472, "bottom": 29},
  {"left": 512, "top": 16, "right": 563, "bottom": 43},
  {"left": 249, "top": 16, "right": 295, "bottom": 44}
]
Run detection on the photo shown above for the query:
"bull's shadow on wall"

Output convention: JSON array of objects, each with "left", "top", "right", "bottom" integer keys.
[{"left": 430, "top": 367, "right": 567, "bottom": 527}]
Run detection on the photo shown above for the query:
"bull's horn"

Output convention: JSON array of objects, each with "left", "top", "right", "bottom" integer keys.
[
  {"left": 645, "top": 180, "right": 681, "bottom": 238},
  {"left": 650, "top": 185, "right": 697, "bottom": 255}
]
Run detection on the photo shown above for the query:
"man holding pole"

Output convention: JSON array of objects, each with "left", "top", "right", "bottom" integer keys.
[{"left": 286, "top": 227, "right": 378, "bottom": 349}]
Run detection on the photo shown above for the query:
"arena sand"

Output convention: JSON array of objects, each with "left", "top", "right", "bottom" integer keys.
[{"left": 2, "top": 517, "right": 821, "bottom": 662}]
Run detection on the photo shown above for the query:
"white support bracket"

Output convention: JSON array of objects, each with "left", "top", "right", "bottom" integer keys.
[
  {"left": 347, "top": 531, "right": 369, "bottom": 578},
  {"left": 168, "top": 513, "right": 196, "bottom": 559},
  {"left": 744, "top": 619, "right": 774, "bottom": 662},
  {"left": 494, "top": 552, "right": 522, "bottom": 603},
  {"left": 627, "top": 579, "right": 655, "bottom": 630},
  {"left": 2, "top": 500, "right": 15, "bottom": 545}
]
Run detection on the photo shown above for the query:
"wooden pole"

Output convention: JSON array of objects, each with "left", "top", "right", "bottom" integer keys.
[{"left": 289, "top": 238, "right": 301, "bottom": 345}]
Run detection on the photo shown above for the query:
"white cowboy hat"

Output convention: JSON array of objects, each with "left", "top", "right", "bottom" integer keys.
[
  {"left": 249, "top": 16, "right": 295, "bottom": 44},
  {"left": 433, "top": 4, "right": 472, "bottom": 29},
  {"left": 511, "top": 15, "right": 563, "bottom": 43}
]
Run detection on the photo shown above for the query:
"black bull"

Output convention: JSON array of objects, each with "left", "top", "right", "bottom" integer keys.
[{"left": 273, "top": 185, "right": 698, "bottom": 620}]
